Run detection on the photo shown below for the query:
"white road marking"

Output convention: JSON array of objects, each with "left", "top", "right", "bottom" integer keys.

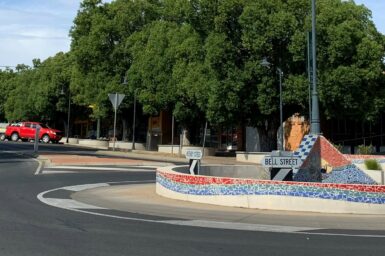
[
  {"left": 37, "top": 182, "right": 385, "bottom": 237},
  {"left": 44, "top": 166, "right": 155, "bottom": 172},
  {"left": 41, "top": 198, "right": 106, "bottom": 209},
  {"left": 33, "top": 159, "right": 44, "bottom": 175},
  {"left": 0, "top": 150, "right": 44, "bottom": 175},
  {"left": 62, "top": 183, "right": 110, "bottom": 191},
  {"left": 159, "top": 220, "right": 319, "bottom": 233},
  {"left": 41, "top": 170, "right": 77, "bottom": 174}
]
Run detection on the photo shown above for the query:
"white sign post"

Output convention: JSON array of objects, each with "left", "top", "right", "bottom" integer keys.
[
  {"left": 185, "top": 149, "right": 203, "bottom": 175},
  {"left": 261, "top": 155, "right": 302, "bottom": 168},
  {"left": 109, "top": 93, "right": 125, "bottom": 151}
]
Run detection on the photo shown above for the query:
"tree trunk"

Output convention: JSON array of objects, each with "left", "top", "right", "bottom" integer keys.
[
  {"left": 256, "top": 125, "right": 278, "bottom": 152},
  {"left": 62, "top": 120, "right": 67, "bottom": 139},
  {"left": 122, "top": 118, "right": 127, "bottom": 141},
  {"left": 181, "top": 128, "right": 191, "bottom": 146}
]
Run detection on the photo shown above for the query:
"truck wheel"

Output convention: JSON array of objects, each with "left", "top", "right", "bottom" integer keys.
[
  {"left": 42, "top": 134, "right": 50, "bottom": 143},
  {"left": 11, "top": 133, "right": 19, "bottom": 142},
  {"left": 0, "top": 134, "right": 5, "bottom": 141}
]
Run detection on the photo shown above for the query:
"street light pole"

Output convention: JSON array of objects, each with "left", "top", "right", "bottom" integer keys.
[{"left": 310, "top": 0, "right": 321, "bottom": 134}]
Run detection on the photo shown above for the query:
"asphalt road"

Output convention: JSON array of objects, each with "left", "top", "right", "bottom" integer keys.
[{"left": 1, "top": 141, "right": 385, "bottom": 256}]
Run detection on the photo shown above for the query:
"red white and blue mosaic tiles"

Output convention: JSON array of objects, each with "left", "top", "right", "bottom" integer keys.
[
  {"left": 293, "top": 135, "right": 376, "bottom": 184},
  {"left": 157, "top": 170, "right": 385, "bottom": 204}
]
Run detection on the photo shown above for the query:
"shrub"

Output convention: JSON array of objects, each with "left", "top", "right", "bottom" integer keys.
[
  {"left": 357, "top": 144, "right": 374, "bottom": 155},
  {"left": 364, "top": 159, "right": 382, "bottom": 170}
]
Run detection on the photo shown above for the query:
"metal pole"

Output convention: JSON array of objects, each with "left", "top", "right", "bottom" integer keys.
[
  {"left": 34, "top": 126, "right": 40, "bottom": 153},
  {"left": 113, "top": 93, "right": 117, "bottom": 151},
  {"left": 278, "top": 68, "right": 284, "bottom": 151},
  {"left": 202, "top": 121, "right": 208, "bottom": 157},
  {"left": 97, "top": 118, "right": 100, "bottom": 139},
  {"left": 307, "top": 31, "right": 312, "bottom": 122},
  {"left": 310, "top": 0, "right": 321, "bottom": 134},
  {"left": 132, "top": 91, "right": 136, "bottom": 150},
  {"left": 66, "top": 93, "right": 71, "bottom": 143},
  {"left": 171, "top": 115, "right": 174, "bottom": 155}
]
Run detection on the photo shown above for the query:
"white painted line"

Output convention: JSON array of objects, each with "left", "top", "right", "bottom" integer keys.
[
  {"left": 41, "top": 198, "right": 107, "bottom": 209},
  {"left": 0, "top": 150, "right": 44, "bottom": 175},
  {"left": 62, "top": 183, "right": 110, "bottom": 192},
  {"left": 41, "top": 170, "right": 77, "bottom": 174},
  {"left": 37, "top": 182, "right": 385, "bottom": 238},
  {"left": 45, "top": 166, "right": 155, "bottom": 172},
  {"left": 159, "top": 220, "right": 320, "bottom": 233},
  {"left": 33, "top": 159, "right": 44, "bottom": 175}
]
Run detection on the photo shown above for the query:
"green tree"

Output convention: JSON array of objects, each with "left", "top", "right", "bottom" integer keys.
[
  {"left": 316, "top": 0, "right": 385, "bottom": 122},
  {"left": 0, "top": 69, "right": 16, "bottom": 120},
  {"left": 127, "top": 20, "right": 208, "bottom": 124},
  {"left": 3, "top": 52, "right": 73, "bottom": 122}
]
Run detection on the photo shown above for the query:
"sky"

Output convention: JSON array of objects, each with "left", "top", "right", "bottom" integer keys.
[{"left": 0, "top": 0, "right": 384, "bottom": 69}]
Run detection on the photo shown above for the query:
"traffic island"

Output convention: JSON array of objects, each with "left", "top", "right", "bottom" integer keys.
[{"left": 156, "top": 135, "right": 385, "bottom": 214}]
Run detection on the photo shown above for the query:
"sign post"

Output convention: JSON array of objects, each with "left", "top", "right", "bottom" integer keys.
[
  {"left": 261, "top": 155, "right": 302, "bottom": 168},
  {"left": 185, "top": 149, "right": 203, "bottom": 175},
  {"left": 34, "top": 126, "right": 40, "bottom": 153},
  {"left": 262, "top": 152, "right": 302, "bottom": 181},
  {"left": 108, "top": 93, "right": 125, "bottom": 151}
]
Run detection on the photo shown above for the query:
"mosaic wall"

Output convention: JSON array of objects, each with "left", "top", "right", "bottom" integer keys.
[
  {"left": 293, "top": 135, "right": 376, "bottom": 184},
  {"left": 157, "top": 170, "right": 385, "bottom": 204},
  {"left": 345, "top": 154, "right": 385, "bottom": 164},
  {"left": 323, "top": 164, "right": 376, "bottom": 184}
]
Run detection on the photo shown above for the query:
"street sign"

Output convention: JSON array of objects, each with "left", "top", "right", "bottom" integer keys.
[
  {"left": 185, "top": 149, "right": 203, "bottom": 160},
  {"left": 262, "top": 156, "right": 302, "bottom": 168},
  {"left": 185, "top": 150, "right": 202, "bottom": 175},
  {"left": 108, "top": 93, "right": 125, "bottom": 110},
  {"left": 108, "top": 93, "right": 125, "bottom": 151}
]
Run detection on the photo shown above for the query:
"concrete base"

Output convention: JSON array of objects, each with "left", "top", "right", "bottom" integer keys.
[
  {"left": 156, "top": 165, "right": 385, "bottom": 215},
  {"left": 236, "top": 151, "right": 269, "bottom": 164},
  {"left": 157, "top": 184, "right": 385, "bottom": 214},
  {"left": 109, "top": 141, "right": 146, "bottom": 151},
  {"left": 59, "top": 137, "right": 79, "bottom": 144},
  {"left": 78, "top": 139, "right": 109, "bottom": 149},
  {"left": 158, "top": 145, "right": 215, "bottom": 156}
]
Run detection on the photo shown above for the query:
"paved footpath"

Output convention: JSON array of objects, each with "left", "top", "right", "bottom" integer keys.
[{"left": 38, "top": 149, "right": 242, "bottom": 167}]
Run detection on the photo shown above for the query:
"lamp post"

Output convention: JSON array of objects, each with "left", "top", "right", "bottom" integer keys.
[
  {"left": 261, "top": 58, "right": 284, "bottom": 151},
  {"left": 310, "top": 0, "right": 320, "bottom": 134}
]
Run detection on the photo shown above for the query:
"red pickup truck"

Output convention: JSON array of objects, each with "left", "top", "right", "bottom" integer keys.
[{"left": 4, "top": 122, "right": 63, "bottom": 143}]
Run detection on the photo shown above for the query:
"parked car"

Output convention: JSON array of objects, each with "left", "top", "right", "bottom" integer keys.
[
  {"left": 4, "top": 122, "right": 63, "bottom": 143},
  {"left": 0, "top": 122, "right": 8, "bottom": 141}
]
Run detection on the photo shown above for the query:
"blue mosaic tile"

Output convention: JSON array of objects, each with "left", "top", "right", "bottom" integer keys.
[
  {"left": 293, "top": 135, "right": 319, "bottom": 161},
  {"left": 156, "top": 173, "right": 385, "bottom": 205},
  {"left": 323, "top": 164, "right": 376, "bottom": 185}
]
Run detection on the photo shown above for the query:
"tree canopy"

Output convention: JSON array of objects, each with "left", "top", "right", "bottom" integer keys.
[{"left": 0, "top": 0, "right": 384, "bottom": 150}]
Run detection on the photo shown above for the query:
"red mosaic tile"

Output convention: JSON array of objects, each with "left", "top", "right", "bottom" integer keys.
[
  {"left": 158, "top": 170, "right": 385, "bottom": 193},
  {"left": 319, "top": 136, "right": 350, "bottom": 167}
]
